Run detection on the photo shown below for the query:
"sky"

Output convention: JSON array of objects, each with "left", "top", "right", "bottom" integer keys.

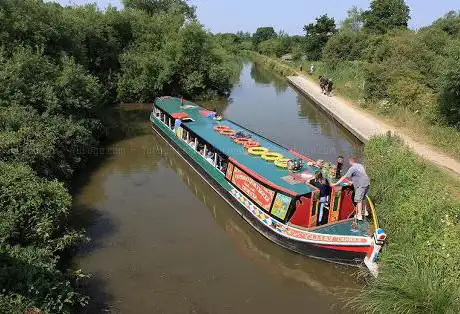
[{"left": 55, "top": 0, "right": 460, "bottom": 34}]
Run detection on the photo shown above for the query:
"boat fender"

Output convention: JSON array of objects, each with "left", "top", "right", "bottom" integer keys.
[
  {"left": 214, "top": 125, "right": 230, "bottom": 132},
  {"left": 233, "top": 137, "right": 251, "bottom": 145},
  {"left": 248, "top": 147, "right": 269, "bottom": 155},
  {"left": 243, "top": 140, "right": 260, "bottom": 148},
  {"left": 261, "top": 152, "right": 284, "bottom": 162},
  {"left": 274, "top": 158, "right": 290, "bottom": 168},
  {"left": 364, "top": 228, "right": 386, "bottom": 277},
  {"left": 218, "top": 129, "right": 236, "bottom": 136}
]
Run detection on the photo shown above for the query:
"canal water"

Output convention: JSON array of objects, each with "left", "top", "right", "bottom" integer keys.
[{"left": 73, "top": 62, "right": 363, "bottom": 313}]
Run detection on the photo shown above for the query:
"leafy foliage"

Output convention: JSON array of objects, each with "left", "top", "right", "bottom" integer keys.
[
  {"left": 252, "top": 27, "right": 277, "bottom": 47},
  {"left": 303, "top": 14, "right": 337, "bottom": 60},
  {"left": 439, "top": 39, "right": 460, "bottom": 128},
  {"left": 0, "top": 245, "right": 88, "bottom": 314},
  {"left": 123, "top": 0, "right": 196, "bottom": 18},
  {"left": 117, "top": 14, "right": 239, "bottom": 102},
  {"left": 341, "top": 6, "right": 365, "bottom": 32},
  {"left": 322, "top": 30, "right": 368, "bottom": 61},
  {"left": 363, "top": 0, "right": 411, "bottom": 34}
]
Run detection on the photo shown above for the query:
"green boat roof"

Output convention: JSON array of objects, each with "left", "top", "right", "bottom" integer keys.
[{"left": 154, "top": 97, "right": 323, "bottom": 195}]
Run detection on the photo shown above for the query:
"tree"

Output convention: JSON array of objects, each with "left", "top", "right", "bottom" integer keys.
[
  {"left": 117, "top": 14, "right": 239, "bottom": 102},
  {"left": 258, "top": 38, "right": 283, "bottom": 57},
  {"left": 252, "top": 27, "right": 277, "bottom": 47},
  {"left": 363, "top": 0, "right": 410, "bottom": 34},
  {"left": 123, "top": 0, "right": 196, "bottom": 18},
  {"left": 236, "top": 30, "right": 251, "bottom": 41},
  {"left": 0, "top": 1, "right": 241, "bottom": 312},
  {"left": 341, "top": 6, "right": 365, "bottom": 31},
  {"left": 303, "top": 14, "right": 337, "bottom": 60},
  {"left": 430, "top": 11, "right": 460, "bottom": 38}
]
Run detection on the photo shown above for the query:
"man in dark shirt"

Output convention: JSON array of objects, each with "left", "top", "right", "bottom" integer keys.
[{"left": 317, "top": 177, "right": 331, "bottom": 225}]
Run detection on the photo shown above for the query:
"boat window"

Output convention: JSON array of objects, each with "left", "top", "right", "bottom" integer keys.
[
  {"left": 218, "top": 154, "right": 229, "bottom": 173},
  {"left": 205, "top": 147, "right": 215, "bottom": 164},
  {"left": 154, "top": 106, "right": 160, "bottom": 117},
  {"left": 197, "top": 142, "right": 205, "bottom": 155},
  {"left": 181, "top": 118, "right": 195, "bottom": 122},
  {"left": 187, "top": 133, "right": 197, "bottom": 149}
]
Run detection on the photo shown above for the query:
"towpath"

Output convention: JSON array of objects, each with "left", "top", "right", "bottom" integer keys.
[{"left": 287, "top": 75, "right": 460, "bottom": 177}]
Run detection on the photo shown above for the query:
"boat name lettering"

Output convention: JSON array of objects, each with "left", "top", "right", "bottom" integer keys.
[{"left": 232, "top": 167, "right": 275, "bottom": 210}]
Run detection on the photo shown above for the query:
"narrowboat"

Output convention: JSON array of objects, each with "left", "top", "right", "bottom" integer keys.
[{"left": 150, "top": 96, "right": 386, "bottom": 275}]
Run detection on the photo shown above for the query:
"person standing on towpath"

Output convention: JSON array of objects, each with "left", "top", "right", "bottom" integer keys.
[
  {"left": 334, "top": 156, "right": 370, "bottom": 221},
  {"left": 326, "top": 79, "right": 333, "bottom": 96}
]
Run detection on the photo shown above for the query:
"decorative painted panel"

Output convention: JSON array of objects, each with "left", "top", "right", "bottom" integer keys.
[{"left": 231, "top": 167, "right": 275, "bottom": 211}]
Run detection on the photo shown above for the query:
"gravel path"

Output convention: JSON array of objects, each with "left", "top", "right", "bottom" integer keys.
[{"left": 287, "top": 75, "right": 460, "bottom": 176}]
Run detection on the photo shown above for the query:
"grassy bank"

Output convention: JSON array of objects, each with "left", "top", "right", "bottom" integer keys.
[
  {"left": 243, "top": 51, "right": 297, "bottom": 76},
  {"left": 248, "top": 51, "right": 460, "bottom": 160},
  {"left": 352, "top": 135, "right": 460, "bottom": 313}
]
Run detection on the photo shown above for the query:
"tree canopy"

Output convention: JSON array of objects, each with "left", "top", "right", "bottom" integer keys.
[
  {"left": 123, "top": 0, "right": 196, "bottom": 18},
  {"left": 252, "top": 27, "right": 277, "bottom": 47},
  {"left": 363, "top": 0, "right": 411, "bottom": 34},
  {"left": 303, "top": 14, "right": 337, "bottom": 60}
]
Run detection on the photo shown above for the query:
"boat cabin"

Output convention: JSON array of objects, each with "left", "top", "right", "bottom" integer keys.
[
  {"left": 152, "top": 98, "right": 359, "bottom": 230},
  {"left": 223, "top": 159, "right": 356, "bottom": 227}
]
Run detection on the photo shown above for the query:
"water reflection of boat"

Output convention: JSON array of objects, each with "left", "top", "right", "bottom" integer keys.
[
  {"left": 152, "top": 138, "right": 359, "bottom": 296},
  {"left": 151, "top": 97, "right": 385, "bottom": 273}
]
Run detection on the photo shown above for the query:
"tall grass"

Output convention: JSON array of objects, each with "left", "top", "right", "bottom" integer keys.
[
  {"left": 352, "top": 253, "right": 460, "bottom": 314},
  {"left": 350, "top": 135, "right": 460, "bottom": 313}
]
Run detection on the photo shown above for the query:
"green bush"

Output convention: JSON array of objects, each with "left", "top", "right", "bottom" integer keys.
[
  {"left": 323, "top": 31, "right": 368, "bottom": 61},
  {"left": 0, "top": 162, "right": 85, "bottom": 251},
  {"left": 387, "top": 77, "right": 436, "bottom": 113},
  {"left": 439, "top": 43, "right": 460, "bottom": 128},
  {"left": 117, "top": 14, "right": 239, "bottom": 102},
  {"left": 363, "top": 63, "right": 390, "bottom": 101},
  {"left": 0, "top": 245, "right": 88, "bottom": 314},
  {"left": 258, "top": 38, "right": 284, "bottom": 57}
]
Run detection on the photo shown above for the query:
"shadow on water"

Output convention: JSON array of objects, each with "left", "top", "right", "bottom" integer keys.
[{"left": 72, "top": 104, "right": 161, "bottom": 313}]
